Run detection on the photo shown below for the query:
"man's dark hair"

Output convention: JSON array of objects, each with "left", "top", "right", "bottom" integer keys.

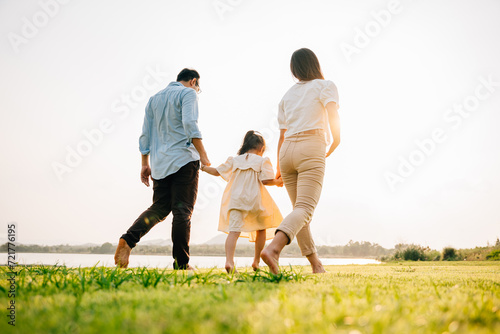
[{"left": 176, "top": 68, "right": 200, "bottom": 82}]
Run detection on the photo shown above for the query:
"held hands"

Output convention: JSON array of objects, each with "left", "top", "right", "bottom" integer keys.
[
  {"left": 262, "top": 177, "right": 283, "bottom": 187},
  {"left": 275, "top": 177, "right": 284, "bottom": 187},
  {"left": 275, "top": 171, "right": 283, "bottom": 187},
  {"left": 141, "top": 165, "right": 152, "bottom": 187},
  {"left": 200, "top": 153, "right": 211, "bottom": 168}
]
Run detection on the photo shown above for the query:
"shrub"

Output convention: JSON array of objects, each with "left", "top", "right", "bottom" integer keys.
[
  {"left": 486, "top": 249, "right": 500, "bottom": 261},
  {"left": 442, "top": 247, "right": 458, "bottom": 261},
  {"left": 394, "top": 244, "right": 427, "bottom": 261},
  {"left": 403, "top": 246, "right": 426, "bottom": 261}
]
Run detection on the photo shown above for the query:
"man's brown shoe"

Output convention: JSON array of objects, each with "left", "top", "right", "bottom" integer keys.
[{"left": 114, "top": 238, "right": 131, "bottom": 268}]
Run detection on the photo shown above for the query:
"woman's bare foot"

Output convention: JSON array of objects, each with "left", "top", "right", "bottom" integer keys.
[
  {"left": 261, "top": 232, "right": 289, "bottom": 275},
  {"left": 306, "top": 253, "right": 327, "bottom": 274},
  {"left": 261, "top": 248, "right": 280, "bottom": 275},
  {"left": 114, "top": 238, "right": 131, "bottom": 268},
  {"left": 312, "top": 264, "right": 326, "bottom": 274}
]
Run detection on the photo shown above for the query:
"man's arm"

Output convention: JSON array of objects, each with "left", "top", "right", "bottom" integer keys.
[
  {"left": 181, "top": 90, "right": 210, "bottom": 166},
  {"left": 140, "top": 154, "right": 151, "bottom": 187},
  {"left": 139, "top": 98, "right": 153, "bottom": 155},
  {"left": 139, "top": 99, "right": 153, "bottom": 186},
  {"left": 192, "top": 138, "right": 210, "bottom": 167}
]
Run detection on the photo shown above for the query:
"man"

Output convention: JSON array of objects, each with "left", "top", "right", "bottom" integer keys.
[{"left": 114, "top": 68, "right": 210, "bottom": 269}]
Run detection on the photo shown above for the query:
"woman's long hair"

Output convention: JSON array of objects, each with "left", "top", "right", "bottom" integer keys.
[
  {"left": 290, "top": 48, "right": 325, "bottom": 81},
  {"left": 237, "top": 130, "right": 266, "bottom": 155}
]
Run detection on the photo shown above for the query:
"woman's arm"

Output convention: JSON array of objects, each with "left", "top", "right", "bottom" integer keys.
[
  {"left": 201, "top": 165, "right": 220, "bottom": 177},
  {"left": 325, "top": 102, "right": 340, "bottom": 157},
  {"left": 276, "top": 129, "right": 286, "bottom": 179}
]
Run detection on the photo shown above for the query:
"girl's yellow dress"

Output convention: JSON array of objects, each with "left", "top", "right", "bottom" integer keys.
[{"left": 216, "top": 153, "right": 283, "bottom": 242}]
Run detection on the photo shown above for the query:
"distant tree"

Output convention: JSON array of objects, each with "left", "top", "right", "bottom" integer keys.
[
  {"left": 89, "top": 242, "right": 115, "bottom": 254},
  {"left": 486, "top": 249, "right": 500, "bottom": 260},
  {"left": 101, "top": 242, "right": 114, "bottom": 253},
  {"left": 442, "top": 247, "right": 458, "bottom": 261},
  {"left": 393, "top": 244, "right": 428, "bottom": 261}
]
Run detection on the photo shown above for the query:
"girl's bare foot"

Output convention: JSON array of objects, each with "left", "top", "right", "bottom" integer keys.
[
  {"left": 225, "top": 262, "right": 238, "bottom": 274},
  {"left": 261, "top": 248, "right": 280, "bottom": 274},
  {"left": 251, "top": 261, "right": 260, "bottom": 271},
  {"left": 253, "top": 230, "right": 265, "bottom": 272}
]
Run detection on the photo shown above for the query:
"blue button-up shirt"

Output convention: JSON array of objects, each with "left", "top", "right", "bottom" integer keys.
[{"left": 139, "top": 82, "right": 202, "bottom": 180}]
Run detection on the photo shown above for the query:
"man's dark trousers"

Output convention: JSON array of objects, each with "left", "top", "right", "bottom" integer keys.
[{"left": 120, "top": 160, "right": 199, "bottom": 269}]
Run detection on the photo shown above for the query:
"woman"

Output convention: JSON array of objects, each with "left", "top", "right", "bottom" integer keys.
[{"left": 261, "top": 48, "right": 341, "bottom": 274}]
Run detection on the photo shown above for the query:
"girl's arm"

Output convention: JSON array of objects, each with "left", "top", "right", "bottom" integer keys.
[
  {"left": 325, "top": 102, "right": 340, "bottom": 157},
  {"left": 262, "top": 178, "right": 284, "bottom": 187},
  {"left": 201, "top": 165, "right": 220, "bottom": 177},
  {"left": 276, "top": 129, "right": 286, "bottom": 179}
]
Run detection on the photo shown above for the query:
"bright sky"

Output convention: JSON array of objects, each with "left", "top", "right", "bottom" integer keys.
[{"left": 1, "top": 0, "right": 499, "bottom": 250}]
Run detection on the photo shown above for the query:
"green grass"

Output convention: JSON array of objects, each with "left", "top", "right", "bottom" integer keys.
[{"left": 1, "top": 262, "right": 499, "bottom": 333}]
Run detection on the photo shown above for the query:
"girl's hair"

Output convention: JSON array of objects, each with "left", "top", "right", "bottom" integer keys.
[
  {"left": 290, "top": 48, "right": 325, "bottom": 81},
  {"left": 237, "top": 130, "right": 266, "bottom": 155}
]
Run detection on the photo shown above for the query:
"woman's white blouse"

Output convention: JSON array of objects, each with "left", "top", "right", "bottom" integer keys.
[{"left": 278, "top": 79, "right": 339, "bottom": 142}]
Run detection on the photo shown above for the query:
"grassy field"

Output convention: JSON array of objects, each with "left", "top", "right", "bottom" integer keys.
[{"left": 1, "top": 262, "right": 499, "bottom": 333}]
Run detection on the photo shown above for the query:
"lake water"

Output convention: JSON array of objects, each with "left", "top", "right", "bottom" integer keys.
[{"left": 8, "top": 253, "right": 380, "bottom": 268}]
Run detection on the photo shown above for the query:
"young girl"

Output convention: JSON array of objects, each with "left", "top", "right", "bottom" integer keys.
[{"left": 201, "top": 130, "right": 283, "bottom": 273}]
